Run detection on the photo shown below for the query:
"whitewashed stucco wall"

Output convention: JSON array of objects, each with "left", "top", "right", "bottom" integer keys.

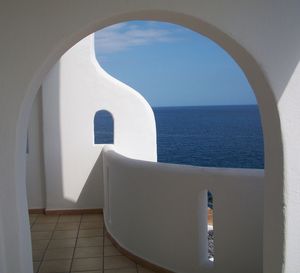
[
  {"left": 103, "top": 148, "right": 264, "bottom": 273},
  {"left": 25, "top": 89, "right": 46, "bottom": 209},
  {"left": 0, "top": 1, "right": 300, "bottom": 273},
  {"left": 42, "top": 35, "right": 156, "bottom": 210}
]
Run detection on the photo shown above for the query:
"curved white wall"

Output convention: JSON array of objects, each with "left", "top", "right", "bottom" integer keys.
[
  {"left": 42, "top": 34, "right": 156, "bottom": 210},
  {"left": 103, "top": 148, "right": 263, "bottom": 273},
  {"left": 0, "top": 1, "right": 300, "bottom": 272}
]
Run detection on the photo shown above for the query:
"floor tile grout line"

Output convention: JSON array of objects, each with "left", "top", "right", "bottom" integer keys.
[
  {"left": 102, "top": 217, "right": 139, "bottom": 272},
  {"left": 31, "top": 213, "right": 107, "bottom": 273},
  {"left": 30, "top": 214, "right": 38, "bottom": 228},
  {"left": 35, "top": 214, "right": 60, "bottom": 273},
  {"left": 68, "top": 214, "right": 83, "bottom": 273}
]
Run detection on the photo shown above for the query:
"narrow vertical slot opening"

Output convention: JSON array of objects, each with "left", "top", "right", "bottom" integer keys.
[{"left": 208, "top": 191, "right": 214, "bottom": 262}]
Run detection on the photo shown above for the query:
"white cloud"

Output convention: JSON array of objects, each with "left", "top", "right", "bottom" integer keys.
[{"left": 95, "top": 22, "right": 178, "bottom": 54}]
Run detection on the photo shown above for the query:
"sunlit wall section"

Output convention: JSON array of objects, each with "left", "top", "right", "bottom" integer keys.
[{"left": 41, "top": 34, "right": 157, "bottom": 210}]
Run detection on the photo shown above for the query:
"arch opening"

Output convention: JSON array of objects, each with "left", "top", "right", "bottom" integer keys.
[
  {"left": 94, "top": 110, "right": 114, "bottom": 144},
  {"left": 13, "top": 7, "right": 283, "bottom": 273},
  {"left": 95, "top": 21, "right": 264, "bottom": 170}
]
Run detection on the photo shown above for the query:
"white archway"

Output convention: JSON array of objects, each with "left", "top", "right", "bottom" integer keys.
[
  {"left": 21, "top": 13, "right": 282, "bottom": 271},
  {"left": 1, "top": 2, "right": 299, "bottom": 272}
]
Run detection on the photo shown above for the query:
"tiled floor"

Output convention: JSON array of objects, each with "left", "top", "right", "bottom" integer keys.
[{"left": 30, "top": 213, "right": 156, "bottom": 273}]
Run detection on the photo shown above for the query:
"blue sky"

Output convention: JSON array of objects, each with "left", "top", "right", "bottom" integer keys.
[{"left": 95, "top": 21, "right": 257, "bottom": 107}]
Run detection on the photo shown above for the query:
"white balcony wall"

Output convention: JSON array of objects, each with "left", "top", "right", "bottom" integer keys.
[
  {"left": 103, "top": 147, "right": 264, "bottom": 273},
  {"left": 40, "top": 35, "right": 157, "bottom": 210}
]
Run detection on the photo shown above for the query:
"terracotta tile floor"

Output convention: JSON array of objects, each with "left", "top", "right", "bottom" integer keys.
[{"left": 30, "top": 213, "right": 156, "bottom": 273}]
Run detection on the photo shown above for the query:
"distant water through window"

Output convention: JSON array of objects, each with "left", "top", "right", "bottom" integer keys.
[{"left": 94, "top": 110, "right": 114, "bottom": 144}]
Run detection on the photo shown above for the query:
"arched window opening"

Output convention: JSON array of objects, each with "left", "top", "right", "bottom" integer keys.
[{"left": 94, "top": 110, "right": 114, "bottom": 144}]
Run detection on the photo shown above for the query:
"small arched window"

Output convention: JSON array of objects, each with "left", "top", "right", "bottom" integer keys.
[{"left": 94, "top": 110, "right": 114, "bottom": 144}]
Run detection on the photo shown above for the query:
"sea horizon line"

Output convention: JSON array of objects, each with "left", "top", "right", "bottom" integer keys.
[{"left": 151, "top": 103, "right": 258, "bottom": 109}]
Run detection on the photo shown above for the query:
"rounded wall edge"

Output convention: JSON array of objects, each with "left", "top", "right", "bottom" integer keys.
[{"left": 89, "top": 34, "right": 157, "bottom": 162}]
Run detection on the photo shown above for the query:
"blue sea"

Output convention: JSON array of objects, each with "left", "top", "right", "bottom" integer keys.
[{"left": 95, "top": 105, "right": 264, "bottom": 169}]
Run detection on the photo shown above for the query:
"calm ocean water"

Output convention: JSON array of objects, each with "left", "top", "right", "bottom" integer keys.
[
  {"left": 95, "top": 105, "right": 264, "bottom": 169},
  {"left": 153, "top": 105, "right": 264, "bottom": 169}
]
